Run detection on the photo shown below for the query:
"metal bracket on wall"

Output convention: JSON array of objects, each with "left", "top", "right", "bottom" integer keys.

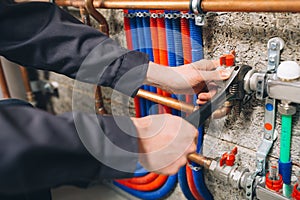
[
  {"left": 246, "top": 37, "right": 284, "bottom": 200},
  {"left": 195, "top": 14, "right": 205, "bottom": 26}
]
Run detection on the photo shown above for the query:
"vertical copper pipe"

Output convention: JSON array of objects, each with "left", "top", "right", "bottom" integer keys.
[
  {"left": 0, "top": 60, "right": 11, "bottom": 99},
  {"left": 19, "top": 66, "right": 35, "bottom": 104},
  {"left": 85, "top": 0, "right": 109, "bottom": 35},
  {"left": 85, "top": 0, "right": 108, "bottom": 114},
  {"left": 79, "top": 6, "right": 91, "bottom": 26}
]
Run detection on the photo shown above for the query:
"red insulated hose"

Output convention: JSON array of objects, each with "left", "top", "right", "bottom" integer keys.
[
  {"left": 128, "top": 173, "right": 160, "bottom": 184},
  {"left": 186, "top": 164, "right": 204, "bottom": 200},
  {"left": 124, "top": 9, "right": 133, "bottom": 50},
  {"left": 157, "top": 10, "right": 172, "bottom": 113},
  {"left": 150, "top": 10, "right": 164, "bottom": 114},
  {"left": 115, "top": 174, "right": 168, "bottom": 191}
]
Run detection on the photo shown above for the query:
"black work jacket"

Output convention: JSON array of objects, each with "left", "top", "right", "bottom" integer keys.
[{"left": 0, "top": 1, "right": 149, "bottom": 198}]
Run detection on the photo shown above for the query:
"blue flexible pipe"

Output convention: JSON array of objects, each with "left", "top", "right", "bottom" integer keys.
[
  {"left": 189, "top": 17, "right": 213, "bottom": 200},
  {"left": 172, "top": 11, "right": 185, "bottom": 117},
  {"left": 189, "top": 16, "right": 204, "bottom": 103},
  {"left": 165, "top": 10, "right": 179, "bottom": 116},
  {"left": 142, "top": 10, "right": 157, "bottom": 115},
  {"left": 113, "top": 175, "right": 178, "bottom": 200},
  {"left": 178, "top": 166, "right": 197, "bottom": 200},
  {"left": 127, "top": 10, "right": 149, "bottom": 177},
  {"left": 134, "top": 162, "right": 150, "bottom": 177},
  {"left": 135, "top": 10, "right": 150, "bottom": 116}
]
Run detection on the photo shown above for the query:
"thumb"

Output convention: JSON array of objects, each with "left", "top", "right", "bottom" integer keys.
[{"left": 200, "top": 67, "right": 234, "bottom": 81}]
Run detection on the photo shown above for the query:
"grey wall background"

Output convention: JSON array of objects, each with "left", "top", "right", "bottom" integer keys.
[{"left": 43, "top": 8, "right": 300, "bottom": 200}]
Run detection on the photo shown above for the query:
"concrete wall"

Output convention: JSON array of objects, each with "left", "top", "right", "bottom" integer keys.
[{"left": 45, "top": 8, "right": 300, "bottom": 200}]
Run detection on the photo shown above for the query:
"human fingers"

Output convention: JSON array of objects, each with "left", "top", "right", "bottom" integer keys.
[
  {"left": 156, "top": 142, "right": 197, "bottom": 175},
  {"left": 197, "top": 82, "right": 218, "bottom": 104},
  {"left": 197, "top": 67, "right": 234, "bottom": 82},
  {"left": 189, "top": 59, "right": 219, "bottom": 71}
]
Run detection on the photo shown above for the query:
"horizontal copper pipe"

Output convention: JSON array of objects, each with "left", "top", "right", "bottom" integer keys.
[
  {"left": 202, "top": 0, "right": 300, "bottom": 12},
  {"left": 0, "top": 61, "right": 11, "bottom": 98},
  {"left": 187, "top": 153, "right": 212, "bottom": 169},
  {"left": 56, "top": 0, "right": 189, "bottom": 10},
  {"left": 56, "top": 0, "right": 300, "bottom": 12},
  {"left": 137, "top": 89, "right": 195, "bottom": 113}
]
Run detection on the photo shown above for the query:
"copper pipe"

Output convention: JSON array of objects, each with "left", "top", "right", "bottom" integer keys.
[
  {"left": 56, "top": 0, "right": 300, "bottom": 12},
  {"left": 137, "top": 89, "right": 195, "bottom": 113},
  {"left": 84, "top": 0, "right": 108, "bottom": 114},
  {"left": 202, "top": 0, "right": 300, "bottom": 13},
  {"left": 212, "top": 101, "right": 232, "bottom": 119},
  {"left": 56, "top": 0, "right": 189, "bottom": 10},
  {"left": 85, "top": 0, "right": 109, "bottom": 35},
  {"left": 187, "top": 153, "right": 212, "bottom": 169},
  {"left": 79, "top": 6, "right": 91, "bottom": 26},
  {"left": 19, "top": 66, "right": 35, "bottom": 104},
  {"left": 0, "top": 60, "right": 11, "bottom": 98}
]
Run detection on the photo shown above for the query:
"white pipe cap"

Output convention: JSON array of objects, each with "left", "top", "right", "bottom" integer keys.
[{"left": 277, "top": 61, "right": 300, "bottom": 81}]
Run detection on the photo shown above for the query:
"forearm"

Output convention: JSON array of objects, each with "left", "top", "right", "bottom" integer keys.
[{"left": 0, "top": 105, "right": 138, "bottom": 195}]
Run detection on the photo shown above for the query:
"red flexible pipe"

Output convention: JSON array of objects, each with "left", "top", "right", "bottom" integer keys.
[
  {"left": 156, "top": 10, "right": 172, "bottom": 113},
  {"left": 128, "top": 173, "right": 160, "bottom": 184},
  {"left": 115, "top": 175, "right": 168, "bottom": 191},
  {"left": 186, "top": 164, "right": 204, "bottom": 200},
  {"left": 150, "top": 10, "right": 164, "bottom": 114},
  {"left": 121, "top": 11, "right": 166, "bottom": 193},
  {"left": 124, "top": 9, "right": 141, "bottom": 118},
  {"left": 124, "top": 9, "right": 133, "bottom": 50},
  {"left": 180, "top": 13, "right": 193, "bottom": 104}
]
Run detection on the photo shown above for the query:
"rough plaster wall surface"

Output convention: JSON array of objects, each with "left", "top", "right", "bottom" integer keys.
[
  {"left": 201, "top": 12, "right": 300, "bottom": 200},
  {"left": 45, "top": 8, "right": 300, "bottom": 200}
]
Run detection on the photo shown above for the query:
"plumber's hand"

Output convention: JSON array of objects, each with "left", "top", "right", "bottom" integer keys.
[
  {"left": 145, "top": 60, "right": 233, "bottom": 103},
  {"left": 132, "top": 114, "right": 197, "bottom": 175}
]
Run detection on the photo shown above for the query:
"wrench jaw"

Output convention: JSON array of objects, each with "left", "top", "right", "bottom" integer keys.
[
  {"left": 226, "top": 65, "right": 253, "bottom": 102},
  {"left": 185, "top": 65, "right": 253, "bottom": 128},
  {"left": 224, "top": 65, "right": 253, "bottom": 117}
]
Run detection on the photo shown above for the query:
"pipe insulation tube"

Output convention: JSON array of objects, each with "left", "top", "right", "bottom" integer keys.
[
  {"left": 165, "top": 10, "right": 179, "bottom": 116},
  {"left": 280, "top": 115, "right": 292, "bottom": 163},
  {"left": 142, "top": 10, "right": 157, "bottom": 115},
  {"left": 157, "top": 10, "right": 172, "bottom": 114},
  {"left": 189, "top": 15, "right": 213, "bottom": 200},
  {"left": 134, "top": 10, "right": 149, "bottom": 116},
  {"left": 172, "top": 11, "right": 185, "bottom": 116},
  {"left": 178, "top": 166, "right": 197, "bottom": 200},
  {"left": 113, "top": 175, "right": 177, "bottom": 200},
  {"left": 279, "top": 114, "right": 293, "bottom": 197}
]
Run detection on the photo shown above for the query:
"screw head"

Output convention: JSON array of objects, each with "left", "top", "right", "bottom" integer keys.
[
  {"left": 269, "top": 54, "right": 276, "bottom": 63},
  {"left": 278, "top": 103, "right": 296, "bottom": 115},
  {"left": 270, "top": 42, "right": 278, "bottom": 50}
]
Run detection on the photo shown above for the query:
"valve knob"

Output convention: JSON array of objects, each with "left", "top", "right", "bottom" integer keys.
[
  {"left": 277, "top": 61, "right": 300, "bottom": 81},
  {"left": 292, "top": 183, "right": 300, "bottom": 200},
  {"left": 220, "top": 146, "right": 238, "bottom": 167},
  {"left": 219, "top": 50, "right": 236, "bottom": 67}
]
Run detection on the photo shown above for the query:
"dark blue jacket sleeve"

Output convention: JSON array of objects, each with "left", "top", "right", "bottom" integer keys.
[
  {"left": 0, "top": 103, "right": 139, "bottom": 196},
  {"left": 0, "top": 1, "right": 147, "bottom": 197},
  {"left": 0, "top": 1, "right": 149, "bottom": 97}
]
